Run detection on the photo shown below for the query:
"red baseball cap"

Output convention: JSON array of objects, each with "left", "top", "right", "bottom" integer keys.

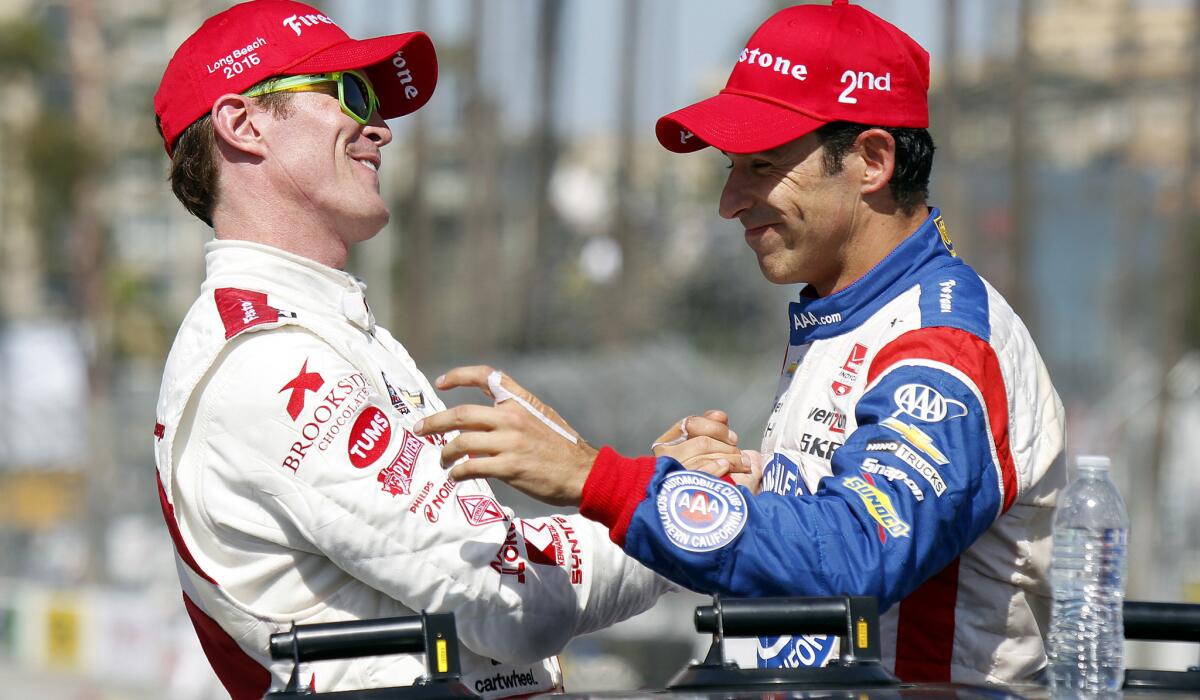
[
  {"left": 656, "top": 0, "right": 928, "bottom": 154},
  {"left": 155, "top": 0, "right": 438, "bottom": 155}
]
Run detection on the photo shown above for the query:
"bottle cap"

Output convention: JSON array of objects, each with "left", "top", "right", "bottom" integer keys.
[{"left": 1075, "top": 454, "right": 1111, "bottom": 471}]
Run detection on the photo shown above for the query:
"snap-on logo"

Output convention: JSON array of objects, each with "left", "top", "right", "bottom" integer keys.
[{"left": 348, "top": 407, "right": 391, "bottom": 468}]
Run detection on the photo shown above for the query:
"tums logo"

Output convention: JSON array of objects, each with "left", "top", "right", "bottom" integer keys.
[
  {"left": 279, "top": 360, "right": 324, "bottom": 421},
  {"left": 348, "top": 407, "right": 391, "bottom": 468}
]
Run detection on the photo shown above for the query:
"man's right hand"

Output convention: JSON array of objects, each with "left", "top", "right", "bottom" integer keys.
[{"left": 652, "top": 410, "right": 750, "bottom": 479}]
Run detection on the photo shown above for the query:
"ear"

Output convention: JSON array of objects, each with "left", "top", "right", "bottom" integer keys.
[
  {"left": 854, "top": 128, "right": 897, "bottom": 197},
  {"left": 210, "top": 94, "right": 268, "bottom": 158}
]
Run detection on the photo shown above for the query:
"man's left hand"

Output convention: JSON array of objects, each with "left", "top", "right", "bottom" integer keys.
[{"left": 413, "top": 366, "right": 596, "bottom": 506}]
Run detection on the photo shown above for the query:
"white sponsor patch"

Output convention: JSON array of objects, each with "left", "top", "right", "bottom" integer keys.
[{"left": 656, "top": 472, "right": 747, "bottom": 553}]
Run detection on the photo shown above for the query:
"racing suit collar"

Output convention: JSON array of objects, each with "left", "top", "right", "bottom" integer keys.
[
  {"left": 788, "top": 207, "right": 958, "bottom": 345},
  {"left": 202, "top": 240, "right": 375, "bottom": 332}
]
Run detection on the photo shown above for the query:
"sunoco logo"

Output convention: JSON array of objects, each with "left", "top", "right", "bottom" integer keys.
[{"left": 893, "top": 384, "right": 967, "bottom": 423}]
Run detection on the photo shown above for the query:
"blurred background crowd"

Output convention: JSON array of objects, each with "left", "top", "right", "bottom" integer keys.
[{"left": 0, "top": 0, "right": 1198, "bottom": 697}]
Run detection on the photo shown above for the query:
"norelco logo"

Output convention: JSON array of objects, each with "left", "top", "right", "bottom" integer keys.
[
  {"left": 282, "top": 12, "right": 334, "bottom": 36},
  {"left": 792, "top": 311, "right": 842, "bottom": 330},
  {"left": 939, "top": 279, "right": 956, "bottom": 313},
  {"left": 738, "top": 46, "right": 808, "bottom": 81}
]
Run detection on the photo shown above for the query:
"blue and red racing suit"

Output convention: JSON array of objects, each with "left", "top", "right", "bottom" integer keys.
[{"left": 579, "top": 209, "right": 1066, "bottom": 684}]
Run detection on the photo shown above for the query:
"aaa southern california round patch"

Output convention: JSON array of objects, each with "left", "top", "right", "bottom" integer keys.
[{"left": 656, "top": 471, "right": 747, "bottom": 552}]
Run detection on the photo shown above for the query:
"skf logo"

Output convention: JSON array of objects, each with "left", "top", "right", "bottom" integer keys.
[
  {"left": 280, "top": 360, "right": 324, "bottom": 421},
  {"left": 843, "top": 475, "right": 910, "bottom": 540},
  {"left": 348, "top": 407, "right": 391, "bottom": 468},
  {"left": 282, "top": 12, "right": 334, "bottom": 36}
]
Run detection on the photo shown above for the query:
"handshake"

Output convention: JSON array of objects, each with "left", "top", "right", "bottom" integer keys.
[{"left": 413, "top": 365, "right": 765, "bottom": 507}]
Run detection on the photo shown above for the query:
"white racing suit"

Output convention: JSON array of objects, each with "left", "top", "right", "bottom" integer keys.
[{"left": 153, "top": 240, "right": 672, "bottom": 699}]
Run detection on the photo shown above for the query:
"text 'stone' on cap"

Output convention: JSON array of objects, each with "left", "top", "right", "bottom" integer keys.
[
  {"left": 656, "top": 0, "right": 929, "bottom": 155},
  {"left": 154, "top": 0, "right": 438, "bottom": 155}
]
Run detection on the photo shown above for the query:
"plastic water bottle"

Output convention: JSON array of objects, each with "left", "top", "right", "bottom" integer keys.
[{"left": 1047, "top": 455, "right": 1129, "bottom": 696}]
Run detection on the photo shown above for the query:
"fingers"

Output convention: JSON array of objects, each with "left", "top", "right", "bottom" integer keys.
[
  {"left": 662, "top": 435, "right": 741, "bottom": 464},
  {"left": 684, "top": 454, "right": 752, "bottom": 476},
  {"left": 433, "top": 365, "right": 497, "bottom": 395},
  {"left": 684, "top": 414, "right": 738, "bottom": 446},
  {"left": 414, "top": 404, "right": 503, "bottom": 438},
  {"left": 701, "top": 409, "right": 729, "bottom": 424},
  {"left": 439, "top": 431, "right": 506, "bottom": 467},
  {"left": 447, "top": 455, "right": 506, "bottom": 482}
]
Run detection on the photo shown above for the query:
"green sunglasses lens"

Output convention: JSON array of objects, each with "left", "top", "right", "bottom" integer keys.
[{"left": 341, "top": 73, "right": 373, "bottom": 121}]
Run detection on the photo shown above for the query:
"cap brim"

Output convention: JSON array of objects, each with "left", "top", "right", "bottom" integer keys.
[
  {"left": 288, "top": 31, "right": 438, "bottom": 119},
  {"left": 656, "top": 92, "right": 826, "bottom": 154}
]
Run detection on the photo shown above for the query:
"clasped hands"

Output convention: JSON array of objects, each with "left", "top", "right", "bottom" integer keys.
[{"left": 413, "top": 366, "right": 763, "bottom": 506}]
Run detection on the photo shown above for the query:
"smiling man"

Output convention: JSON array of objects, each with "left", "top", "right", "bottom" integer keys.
[
  {"left": 151, "top": 2, "right": 670, "bottom": 698},
  {"left": 417, "top": 0, "right": 1067, "bottom": 686}
]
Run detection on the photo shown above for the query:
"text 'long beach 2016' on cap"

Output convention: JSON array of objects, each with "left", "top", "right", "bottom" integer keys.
[
  {"left": 656, "top": 0, "right": 929, "bottom": 155},
  {"left": 155, "top": 0, "right": 438, "bottom": 155}
]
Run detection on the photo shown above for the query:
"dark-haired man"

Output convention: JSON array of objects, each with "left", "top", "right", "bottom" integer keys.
[
  {"left": 416, "top": 0, "right": 1067, "bottom": 685},
  {"left": 151, "top": 2, "right": 670, "bottom": 698}
]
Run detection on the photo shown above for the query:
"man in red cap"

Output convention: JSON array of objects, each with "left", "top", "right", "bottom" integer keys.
[
  {"left": 151, "top": 2, "right": 671, "bottom": 697},
  {"left": 417, "top": 0, "right": 1067, "bottom": 686}
]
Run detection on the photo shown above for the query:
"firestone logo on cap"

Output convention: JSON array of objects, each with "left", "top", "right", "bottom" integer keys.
[
  {"left": 155, "top": 0, "right": 438, "bottom": 155},
  {"left": 656, "top": 1, "right": 929, "bottom": 154}
]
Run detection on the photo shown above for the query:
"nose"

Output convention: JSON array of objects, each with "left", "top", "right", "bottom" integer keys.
[
  {"left": 718, "top": 169, "right": 751, "bottom": 221},
  {"left": 363, "top": 111, "right": 392, "bottom": 147}
]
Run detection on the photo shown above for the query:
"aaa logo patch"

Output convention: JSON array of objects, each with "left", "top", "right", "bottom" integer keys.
[{"left": 656, "top": 472, "right": 747, "bottom": 553}]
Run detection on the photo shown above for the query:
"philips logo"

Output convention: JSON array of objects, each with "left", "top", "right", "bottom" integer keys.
[
  {"left": 938, "top": 279, "right": 956, "bottom": 313},
  {"left": 738, "top": 47, "right": 808, "bottom": 81},
  {"left": 282, "top": 12, "right": 334, "bottom": 36}
]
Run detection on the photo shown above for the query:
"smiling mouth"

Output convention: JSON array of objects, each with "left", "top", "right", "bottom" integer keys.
[{"left": 352, "top": 156, "right": 380, "bottom": 172}]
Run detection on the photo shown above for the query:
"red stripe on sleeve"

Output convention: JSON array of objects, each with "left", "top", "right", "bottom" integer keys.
[
  {"left": 893, "top": 557, "right": 961, "bottom": 682},
  {"left": 579, "top": 446, "right": 658, "bottom": 546},
  {"left": 181, "top": 593, "right": 272, "bottom": 700},
  {"left": 868, "top": 327, "right": 1018, "bottom": 512},
  {"left": 157, "top": 472, "right": 218, "bottom": 585}
]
